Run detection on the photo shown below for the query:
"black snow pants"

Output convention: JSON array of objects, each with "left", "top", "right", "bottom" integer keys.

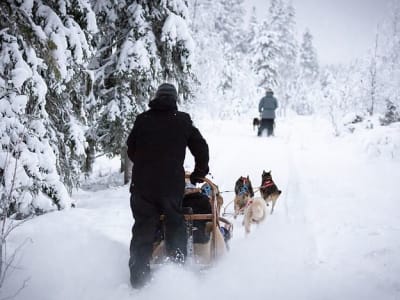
[
  {"left": 129, "top": 190, "right": 187, "bottom": 288},
  {"left": 258, "top": 118, "right": 275, "bottom": 137}
]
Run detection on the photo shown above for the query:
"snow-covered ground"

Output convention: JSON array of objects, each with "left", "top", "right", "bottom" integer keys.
[{"left": 3, "top": 116, "right": 400, "bottom": 300}]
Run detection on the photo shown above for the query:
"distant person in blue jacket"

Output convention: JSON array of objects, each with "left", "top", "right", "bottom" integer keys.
[{"left": 258, "top": 88, "right": 278, "bottom": 137}]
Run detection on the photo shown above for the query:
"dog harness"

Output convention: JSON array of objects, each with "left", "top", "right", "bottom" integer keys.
[
  {"left": 261, "top": 179, "right": 274, "bottom": 189},
  {"left": 238, "top": 198, "right": 253, "bottom": 214},
  {"left": 238, "top": 184, "right": 250, "bottom": 196}
]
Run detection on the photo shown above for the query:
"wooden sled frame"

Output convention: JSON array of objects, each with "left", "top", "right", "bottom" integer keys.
[{"left": 154, "top": 176, "right": 232, "bottom": 265}]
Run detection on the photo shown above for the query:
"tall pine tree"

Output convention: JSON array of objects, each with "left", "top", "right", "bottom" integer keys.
[
  {"left": 299, "top": 29, "right": 319, "bottom": 84},
  {"left": 0, "top": 0, "right": 97, "bottom": 216},
  {"left": 91, "top": 0, "right": 195, "bottom": 176}
]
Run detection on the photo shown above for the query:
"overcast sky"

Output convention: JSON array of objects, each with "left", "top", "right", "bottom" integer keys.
[{"left": 245, "top": 0, "right": 392, "bottom": 65}]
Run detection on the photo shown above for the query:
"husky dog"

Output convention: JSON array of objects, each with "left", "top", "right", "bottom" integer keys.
[
  {"left": 243, "top": 197, "right": 268, "bottom": 234},
  {"left": 253, "top": 118, "right": 260, "bottom": 131},
  {"left": 259, "top": 170, "right": 282, "bottom": 214},
  {"left": 233, "top": 176, "right": 254, "bottom": 218}
]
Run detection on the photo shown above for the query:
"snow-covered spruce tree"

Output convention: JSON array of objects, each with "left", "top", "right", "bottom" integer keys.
[
  {"left": 218, "top": 0, "right": 258, "bottom": 117},
  {"left": 299, "top": 29, "right": 319, "bottom": 84},
  {"left": 242, "top": 6, "right": 259, "bottom": 55},
  {"left": 379, "top": 0, "right": 400, "bottom": 122},
  {"left": 0, "top": 30, "right": 69, "bottom": 217},
  {"left": 0, "top": 0, "right": 96, "bottom": 216},
  {"left": 151, "top": 0, "right": 195, "bottom": 101},
  {"left": 212, "top": 0, "right": 247, "bottom": 97},
  {"left": 275, "top": 0, "right": 298, "bottom": 115},
  {"left": 91, "top": 1, "right": 157, "bottom": 163},
  {"left": 365, "top": 32, "right": 380, "bottom": 116},
  {"left": 187, "top": 0, "right": 227, "bottom": 118},
  {"left": 380, "top": 99, "right": 400, "bottom": 125},
  {"left": 294, "top": 29, "right": 319, "bottom": 115},
  {"left": 252, "top": 0, "right": 300, "bottom": 115},
  {"left": 252, "top": 18, "right": 280, "bottom": 89},
  {"left": 91, "top": 1, "right": 194, "bottom": 179},
  {"left": 320, "top": 67, "right": 349, "bottom": 136},
  {"left": 253, "top": 0, "right": 288, "bottom": 89},
  {"left": 189, "top": 0, "right": 256, "bottom": 118}
]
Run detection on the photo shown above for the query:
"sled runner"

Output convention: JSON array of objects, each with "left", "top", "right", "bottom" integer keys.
[{"left": 151, "top": 176, "right": 233, "bottom": 266}]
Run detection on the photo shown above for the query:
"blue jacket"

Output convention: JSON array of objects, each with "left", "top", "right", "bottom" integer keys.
[{"left": 258, "top": 92, "right": 278, "bottom": 119}]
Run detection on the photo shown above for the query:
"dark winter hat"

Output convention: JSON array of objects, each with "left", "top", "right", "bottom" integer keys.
[
  {"left": 155, "top": 83, "right": 178, "bottom": 100},
  {"left": 149, "top": 83, "right": 178, "bottom": 111}
]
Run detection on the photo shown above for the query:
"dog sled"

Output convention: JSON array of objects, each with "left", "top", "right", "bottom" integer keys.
[{"left": 151, "top": 176, "right": 233, "bottom": 267}]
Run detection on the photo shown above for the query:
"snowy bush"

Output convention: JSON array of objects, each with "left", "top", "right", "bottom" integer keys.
[
  {"left": 380, "top": 99, "right": 400, "bottom": 126},
  {"left": 362, "top": 122, "right": 400, "bottom": 160}
]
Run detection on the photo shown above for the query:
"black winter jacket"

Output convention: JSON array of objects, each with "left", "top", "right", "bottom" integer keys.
[{"left": 127, "top": 95, "right": 209, "bottom": 197}]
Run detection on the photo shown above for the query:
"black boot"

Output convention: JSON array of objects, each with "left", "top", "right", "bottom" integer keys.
[{"left": 129, "top": 255, "right": 151, "bottom": 289}]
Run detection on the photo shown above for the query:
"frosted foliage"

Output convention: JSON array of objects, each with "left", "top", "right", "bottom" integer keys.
[
  {"left": 91, "top": 1, "right": 155, "bottom": 156},
  {"left": 214, "top": 0, "right": 245, "bottom": 45},
  {"left": 80, "top": 0, "right": 98, "bottom": 33},
  {"left": 253, "top": 22, "right": 280, "bottom": 87},
  {"left": 68, "top": 117, "right": 88, "bottom": 157},
  {"left": 0, "top": 0, "right": 99, "bottom": 215},
  {"left": 161, "top": 14, "right": 195, "bottom": 68},
  {"left": 118, "top": 38, "right": 152, "bottom": 72},
  {"left": 300, "top": 30, "right": 319, "bottom": 83},
  {"left": 187, "top": 0, "right": 259, "bottom": 119},
  {"left": 20, "top": 0, "right": 34, "bottom": 12},
  {"left": 106, "top": 100, "right": 121, "bottom": 122},
  {"left": 92, "top": 0, "right": 119, "bottom": 23},
  {"left": 35, "top": 4, "right": 92, "bottom": 80},
  {"left": 128, "top": 3, "right": 147, "bottom": 33},
  {"left": 162, "top": 0, "right": 190, "bottom": 19}
]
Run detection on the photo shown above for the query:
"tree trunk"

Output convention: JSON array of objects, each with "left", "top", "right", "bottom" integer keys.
[{"left": 122, "top": 145, "right": 133, "bottom": 184}]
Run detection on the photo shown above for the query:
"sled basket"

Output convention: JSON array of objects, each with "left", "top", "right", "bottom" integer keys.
[{"left": 152, "top": 176, "right": 232, "bottom": 266}]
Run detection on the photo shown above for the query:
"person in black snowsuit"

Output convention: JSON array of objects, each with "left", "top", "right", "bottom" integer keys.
[
  {"left": 258, "top": 88, "right": 278, "bottom": 137},
  {"left": 126, "top": 83, "right": 209, "bottom": 288}
]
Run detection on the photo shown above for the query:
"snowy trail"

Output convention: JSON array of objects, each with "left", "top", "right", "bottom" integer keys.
[{"left": 4, "top": 117, "right": 400, "bottom": 300}]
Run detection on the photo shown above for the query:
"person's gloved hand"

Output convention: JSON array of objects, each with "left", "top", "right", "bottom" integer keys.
[{"left": 190, "top": 173, "right": 204, "bottom": 185}]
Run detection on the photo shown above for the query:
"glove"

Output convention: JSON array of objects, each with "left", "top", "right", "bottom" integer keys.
[{"left": 190, "top": 173, "right": 204, "bottom": 185}]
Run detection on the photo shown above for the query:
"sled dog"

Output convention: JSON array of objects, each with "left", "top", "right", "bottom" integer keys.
[
  {"left": 253, "top": 118, "right": 260, "bottom": 131},
  {"left": 233, "top": 176, "right": 254, "bottom": 218},
  {"left": 243, "top": 197, "right": 268, "bottom": 234},
  {"left": 259, "top": 170, "right": 282, "bottom": 214}
]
